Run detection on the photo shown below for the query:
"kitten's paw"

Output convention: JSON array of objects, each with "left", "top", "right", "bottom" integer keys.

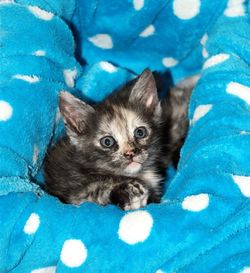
[{"left": 110, "top": 181, "right": 149, "bottom": 210}]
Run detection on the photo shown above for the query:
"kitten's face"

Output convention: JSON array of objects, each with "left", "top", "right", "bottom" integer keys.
[
  {"left": 88, "top": 105, "right": 158, "bottom": 176},
  {"left": 59, "top": 69, "right": 161, "bottom": 176}
]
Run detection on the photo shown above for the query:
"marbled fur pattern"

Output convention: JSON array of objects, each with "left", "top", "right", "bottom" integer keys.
[{"left": 44, "top": 70, "right": 196, "bottom": 210}]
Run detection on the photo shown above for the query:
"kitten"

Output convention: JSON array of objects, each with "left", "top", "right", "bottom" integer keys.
[{"left": 44, "top": 70, "right": 196, "bottom": 210}]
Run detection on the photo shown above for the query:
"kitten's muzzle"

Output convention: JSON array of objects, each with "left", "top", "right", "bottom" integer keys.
[{"left": 123, "top": 148, "right": 140, "bottom": 159}]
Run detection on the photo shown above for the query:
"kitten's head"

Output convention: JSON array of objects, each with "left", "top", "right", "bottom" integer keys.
[{"left": 59, "top": 70, "right": 162, "bottom": 176}]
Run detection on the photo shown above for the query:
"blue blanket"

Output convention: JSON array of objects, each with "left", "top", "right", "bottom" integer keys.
[{"left": 1, "top": 0, "right": 250, "bottom": 272}]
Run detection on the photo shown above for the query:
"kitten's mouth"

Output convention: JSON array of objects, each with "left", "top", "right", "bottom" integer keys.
[{"left": 124, "top": 161, "right": 142, "bottom": 175}]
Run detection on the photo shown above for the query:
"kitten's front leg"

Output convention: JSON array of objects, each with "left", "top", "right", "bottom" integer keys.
[
  {"left": 110, "top": 180, "right": 149, "bottom": 210},
  {"left": 67, "top": 177, "right": 149, "bottom": 211}
]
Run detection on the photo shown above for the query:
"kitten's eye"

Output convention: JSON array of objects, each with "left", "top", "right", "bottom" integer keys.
[
  {"left": 100, "top": 136, "right": 116, "bottom": 148},
  {"left": 134, "top": 126, "right": 147, "bottom": 139}
]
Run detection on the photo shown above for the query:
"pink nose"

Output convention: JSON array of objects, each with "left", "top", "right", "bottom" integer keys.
[{"left": 124, "top": 149, "right": 135, "bottom": 158}]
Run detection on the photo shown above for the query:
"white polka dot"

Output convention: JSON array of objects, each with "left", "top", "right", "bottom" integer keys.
[
  {"left": 31, "top": 266, "right": 56, "bottom": 273},
  {"left": 28, "top": 5, "right": 54, "bottom": 20},
  {"left": 33, "top": 50, "right": 46, "bottom": 56},
  {"left": 200, "top": 33, "right": 208, "bottom": 46},
  {"left": 133, "top": 0, "right": 144, "bottom": 10},
  {"left": 224, "top": 0, "right": 245, "bottom": 17},
  {"left": 226, "top": 82, "right": 250, "bottom": 105},
  {"left": 203, "top": 53, "right": 230, "bottom": 69},
  {"left": 63, "top": 68, "right": 77, "bottom": 88},
  {"left": 23, "top": 213, "right": 40, "bottom": 234},
  {"left": 118, "top": 211, "right": 153, "bottom": 245},
  {"left": 200, "top": 34, "right": 209, "bottom": 58},
  {"left": 13, "top": 74, "right": 40, "bottom": 83},
  {"left": 182, "top": 193, "right": 209, "bottom": 212},
  {"left": 191, "top": 104, "right": 212, "bottom": 124},
  {"left": 202, "top": 47, "right": 209, "bottom": 58},
  {"left": 0, "top": 101, "right": 13, "bottom": 121},
  {"left": 55, "top": 107, "right": 61, "bottom": 124},
  {"left": 240, "top": 131, "right": 250, "bottom": 135},
  {"left": 173, "top": 0, "right": 201, "bottom": 19},
  {"left": 88, "top": 34, "right": 113, "bottom": 49},
  {"left": 33, "top": 144, "right": 39, "bottom": 165},
  {"left": 156, "top": 270, "right": 165, "bottom": 273},
  {"left": 240, "top": 267, "right": 250, "bottom": 273},
  {"left": 162, "top": 57, "right": 178, "bottom": 68},
  {"left": 60, "top": 239, "right": 87, "bottom": 268},
  {"left": 232, "top": 175, "right": 250, "bottom": 197},
  {"left": 0, "top": 0, "right": 14, "bottom": 4},
  {"left": 99, "top": 61, "right": 118, "bottom": 73},
  {"left": 139, "top": 25, "right": 155, "bottom": 37}
]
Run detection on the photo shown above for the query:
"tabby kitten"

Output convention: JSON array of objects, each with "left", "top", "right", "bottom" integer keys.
[{"left": 44, "top": 70, "right": 195, "bottom": 210}]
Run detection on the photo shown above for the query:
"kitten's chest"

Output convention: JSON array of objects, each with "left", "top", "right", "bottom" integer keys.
[{"left": 139, "top": 168, "right": 163, "bottom": 188}]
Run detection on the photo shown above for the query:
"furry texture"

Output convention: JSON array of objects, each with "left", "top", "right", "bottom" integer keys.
[
  {"left": 45, "top": 70, "right": 165, "bottom": 209},
  {"left": 162, "top": 75, "right": 199, "bottom": 167},
  {"left": 44, "top": 70, "right": 194, "bottom": 210}
]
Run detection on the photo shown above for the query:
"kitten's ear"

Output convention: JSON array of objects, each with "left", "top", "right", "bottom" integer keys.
[
  {"left": 59, "top": 91, "right": 95, "bottom": 135},
  {"left": 129, "top": 69, "right": 159, "bottom": 111}
]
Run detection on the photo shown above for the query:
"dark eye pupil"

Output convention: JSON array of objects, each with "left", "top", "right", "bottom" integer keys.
[
  {"left": 137, "top": 129, "right": 143, "bottom": 136},
  {"left": 105, "top": 139, "right": 111, "bottom": 146}
]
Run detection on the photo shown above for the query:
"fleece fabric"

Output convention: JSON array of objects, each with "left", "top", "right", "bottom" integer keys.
[{"left": 0, "top": 0, "right": 250, "bottom": 272}]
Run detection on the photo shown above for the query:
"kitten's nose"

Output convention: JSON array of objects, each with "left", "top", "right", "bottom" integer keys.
[{"left": 123, "top": 148, "right": 139, "bottom": 159}]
